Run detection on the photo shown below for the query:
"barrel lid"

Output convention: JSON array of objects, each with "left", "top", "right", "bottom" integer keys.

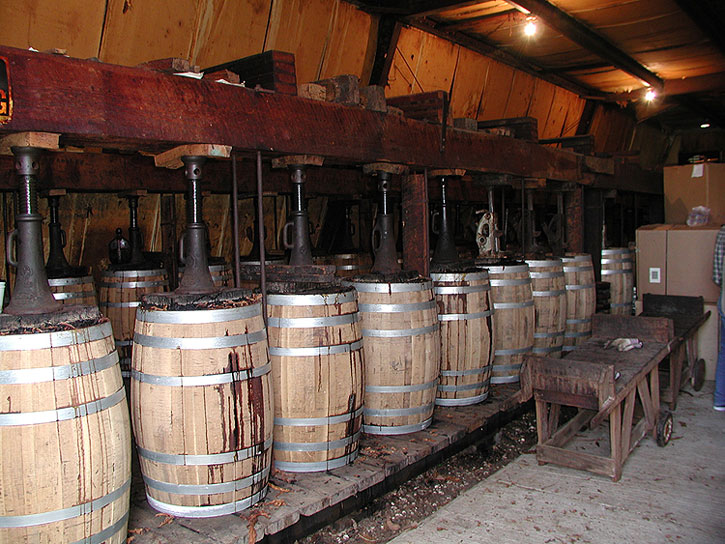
[
  {"left": 103, "top": 267, "right": 167, "bottom": 278},
  {"left": 431, "top": 270, "right": 489, "bottom": 282},
  {"left": 525, "top": 258, "right": 563, "bottom": 267},
  {"left": 140, "top": 289, "right": 260, "bottom": 311},
  {"left": 602, "top": 247, "right": 632, "bottom": 256},
  {"left": 561, "top": 253, "right": 592, "bottom": 264},
  {"left": 0, "top": 305, "right": 103, "bottom": 335},
  {"left": 343, "top": 275, "right": 432, "bottom": 293},
  {"left": 267, "top": 284, "right": 355, "bottom": 306},
  {"left": 480, "top": 262, "right": 528, "bottom": 274}
]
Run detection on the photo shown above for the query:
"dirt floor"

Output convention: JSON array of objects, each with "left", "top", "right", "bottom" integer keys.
[{"left": 296, "top": 410, "right": 538, "bottom": 544}]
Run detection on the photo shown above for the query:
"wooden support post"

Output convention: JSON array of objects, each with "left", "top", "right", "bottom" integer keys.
[
  {"left": 161, "top": 194, "right": 178, "bottom": 290},
  {"left": 402, "top": 172, "right": 430, "bottom": 277},
  {"left": 583, "top": 188, "right": 604, "bottom": 280},
  {"left": 609, "top": 403, "right": 623, "bottom": 481}
]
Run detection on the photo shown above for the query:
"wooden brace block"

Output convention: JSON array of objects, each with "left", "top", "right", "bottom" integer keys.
[
  {"left": 314, "top": 75, "right": 360, "bottom": 106},
  {"left": 154, "top": 144, "right": 231, "bottom": 169},
  {"left": 453, "top": 118, "right": 478, "bottom": 131},
  {"left": 203, "top": 69, "right": 241, "bottom": 84},
  {"left": 362, "top": 162, "right": 408, "bottom": 175},
  {"left": 298, "top": 83, "right": 327, "bottom": 101},
  {"left": 0, "top": 132, "right": 60, "bottom": 155},
  {"left": 42, "top": 188, "right": 67, "bottom": 197},
  {"left": 138, "top": 57, "right": 197, "bottom": 74},
  {"left": 525, "top": 178, "right": 547, "bottom": 189},
  {"left": 430, "top": 169, "right": 466, "bottom": 177},
  {"left": 271, "top": 155, "right": 324, "bottom": 168},
  {"left": 360, "top": 86, "right": 387, "bottom": 112}
]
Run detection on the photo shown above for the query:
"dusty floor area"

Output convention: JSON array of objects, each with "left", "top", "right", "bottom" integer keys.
[{"left": 297, "top": 410, "right": 538, "bottom": 544}]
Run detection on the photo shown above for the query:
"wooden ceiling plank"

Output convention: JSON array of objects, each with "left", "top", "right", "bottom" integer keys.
[
  {"left": 672, "top": 0, "right": 725, "bottom": 58},
  {"left": 513, "top": 0, "right": 663, "bottom": 89}
]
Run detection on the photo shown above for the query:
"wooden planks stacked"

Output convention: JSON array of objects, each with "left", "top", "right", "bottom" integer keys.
[
  {"left": 203, "top": 51, "right": 297, "bottom": 95},
  {"left": 267, "top": 286, "right": 364, "bottom": 472},
  {"left": 432, "top": 270, "right": 494, "bottom": 406},
  {"left": 131, "top": 295, "right": 272, "bottom": 517}
]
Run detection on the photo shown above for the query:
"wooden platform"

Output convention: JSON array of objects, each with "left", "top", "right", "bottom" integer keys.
[{"left": 128, "top": 383, "right": 528, "bottom": 543}]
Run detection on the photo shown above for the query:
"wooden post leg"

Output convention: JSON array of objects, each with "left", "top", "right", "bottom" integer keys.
[
  {"left": 401, "top": 173, "right": 430, "bottom": 277},
  {"left": 535, "top": 399, "right": 551, "bottom": 444},
  {"left": 609, "top": 404, "right": 623, "bottom": 481},
  {"left": 621, "top": 389, "right": 636, "bottom": 460},
  {"left": 670, "top": 343, "right": 683, "bottom": 410},
  {"left": 548, "top": 403, "right": 561, "bottom": 434},
  {"left": 650, "top": 366, "right": 661, "bottom": 438}
]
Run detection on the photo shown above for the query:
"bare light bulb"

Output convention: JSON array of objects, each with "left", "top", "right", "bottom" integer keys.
[
  {"left": 524, "top": 18, "right": 537, "bottom": 37},
  {"left": 644, "top": 89, "right": 656, "bottom": 102}
]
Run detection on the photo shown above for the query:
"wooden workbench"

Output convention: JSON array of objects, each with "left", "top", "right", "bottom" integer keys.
[{"left": 522, "top": 315, "right": 674, "bottom": 481}]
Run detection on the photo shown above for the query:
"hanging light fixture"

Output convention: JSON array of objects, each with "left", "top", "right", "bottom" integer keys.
[
  {"left": 644, "top": 89, "right": 656, "bottom": 102},
  {"left": 524, "top": 16, "right": 538, "bottom": 37}
]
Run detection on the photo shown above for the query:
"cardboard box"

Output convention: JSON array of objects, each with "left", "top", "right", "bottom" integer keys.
[
  {"left": 666, "top": 225, "right": 720, "bottom": 303},
  {"left": 664, "top": 163, "right": 725, "bottom": 225},
  {"left": 635, "top": 224, "right": 670, "bottom": 296}
]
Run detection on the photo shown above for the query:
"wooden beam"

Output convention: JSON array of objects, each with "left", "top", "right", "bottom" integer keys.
[
  {"left": 437, "top": 9, "right": 523, "bottom": 32},
  {"left": 609, "top": 72, "right": 725, "bottom": 103},
  {"left": 0, "top": 46, "right": 584, "bottom": 182},
  {"left": 402, "top": 173, "right": 429, "bottom": 276},
  {"left": 368, "top": 17, "right": 402, "bottom": 87},
  {"left": 0, "top": 152, "right": 373, "bottom": 194},
  {"left": 513, "top": 0, "right": 663, "bottom": 90}
]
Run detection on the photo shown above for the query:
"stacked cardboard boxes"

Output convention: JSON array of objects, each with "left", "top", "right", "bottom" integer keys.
[
  {"left": 664, "top": 163, "right": 725, "bottom": 225},
  {"left": 636, "top": 224, "right": 720, "bottom": 379}
]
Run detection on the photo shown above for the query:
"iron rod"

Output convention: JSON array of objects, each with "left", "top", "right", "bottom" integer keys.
[
  {"left": 257, "top": 151, "right": 267, "bottom": 325},
  {"left": 231, "top": 153, "right": 241, "bottom": 288}
]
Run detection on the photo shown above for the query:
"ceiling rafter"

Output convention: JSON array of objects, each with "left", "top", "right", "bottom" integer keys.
[
  {"left": 511, "top": 0, "right": 663, "bottom": 90},
  {"left": 672, "top": 0, "right": 725, "bottom": 58},
  {"left": 407, "top": 17, "right": 599, "bottom": 99}
]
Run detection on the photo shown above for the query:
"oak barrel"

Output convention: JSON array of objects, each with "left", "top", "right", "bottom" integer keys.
[
  {"left": 99, "top": 267, "right": 169, "bottom": 378},
  {"left": 485, "top": 263, "right": 534, "bottom": 384},
  {"left": 131, "top": 292, "right": 272, "bottom": 517},
  {"left": 48, "top": 274, "right": 98, "bottom": 307},
  {"left": 344, "top": 277, "right": 440, "bottom": 435},
  {"left": 601, "top": 248, "right": 634, "bottom": 315},
  {"left": 561, "top": 254, "right": 596, "bottom": 352},
  {"left": 267, "top": 285, "right": 364, "bottom": 472},
  {"left": 431, "top": 270, "right": 493, "bottom": 406},
  {"left": 315, "top": 253, "right": 373, "bottom": 278},
  {"left": 0, "top": 309, "right": 131, "bottom": 543},
  {"left": 525, "top": 258, "right": 567, "bottom": 358}
]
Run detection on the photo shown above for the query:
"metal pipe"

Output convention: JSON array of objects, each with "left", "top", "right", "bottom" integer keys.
[
  {"left": 283, "top": 165, "right": 313, "bottom": 266},
  {"left": 257, "top": 151, "right": 267, "bottom": 325},
  {"left": 371, "top": 171, "right": 400, "bottom": 274},
  {"left": 45, "top": 194, "right": 73, "bottom": 276},
  {"left": 431, "top": 175, "right": 459, "bottom": 265},
  {"left": 231, "top": 153, "right": 241, "bottom": 288},
  {"left": 127, "top": 195, "right": 144, "bottom": 265}
]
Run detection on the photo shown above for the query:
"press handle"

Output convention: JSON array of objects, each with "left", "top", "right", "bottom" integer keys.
[
  {"left": 282, "top": 222, "right": 294, "bottom": 250},
  {"left": 178, "top": 231, "right": 187, "bottom": 264},
  {"left": 6, "top": 229, "right": 17, "bottom": 267}
]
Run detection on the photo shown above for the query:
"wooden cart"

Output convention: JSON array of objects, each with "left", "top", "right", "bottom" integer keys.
[
  {"left": 640, "top": 294, "right": 711, "bottom": 409},
  {"left": 521, "top": 315, "right": 675, "bottom": 481}
]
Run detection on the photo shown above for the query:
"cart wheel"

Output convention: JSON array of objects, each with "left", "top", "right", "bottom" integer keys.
[
  {"left": 692, "top": 358, "right": 706, "bottom": 391},
  {"left": 657, "top": 410, "right": 673, "bottom": 447}
]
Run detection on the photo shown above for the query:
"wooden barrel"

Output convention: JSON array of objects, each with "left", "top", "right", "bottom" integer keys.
[
  {"left": 267, "top": 286, "right": 364, "bottom": 472},
  {"left": 601, "top": 248, "right": 634, "bottom": 315},
  {"left": 178, "top": 262, "right": 232, "bottom": 288},
  {"left": 561, "top": 254, "right": 596, "bottom": 352},
  {"left": 431, "top": 270, "right": 494, "bottom": 406},
  {"left": 485, "top": 264, "right": 534, "bottom": 384},
  {"left": 315, "top": 253, "right": 373, "bottom": 278},
  {"left": 131, "top": 295, "right": 272, "bottom": 517},
  {"left": 525, "top": 259, "right": 567, "bottom": 358},
  {"left": 48, "top": 274, "right": 98, "bottom": 307},
  {"left": 0, "top": 316, "right": 131, "bottom": 542},
  {"left": 344, "top": 277, "right": 440, "bottom": 435},
  {"left": 99, "top": 267, "right": 169, "bottom": 378}
]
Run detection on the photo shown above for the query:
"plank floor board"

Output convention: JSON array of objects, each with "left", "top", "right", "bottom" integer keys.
[{"left": 390, "top": 382, "right": 725, "bottom": 544}]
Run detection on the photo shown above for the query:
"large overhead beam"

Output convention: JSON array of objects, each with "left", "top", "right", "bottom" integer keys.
[
  {"left": 0, "top": 46, "right": 584, "bottom": 182},
  {"left": 512, "top": 0, "right": 663, "bottom": 90},
  {"left": 609, "top": 72, "right": 725, "bottom": 103}
]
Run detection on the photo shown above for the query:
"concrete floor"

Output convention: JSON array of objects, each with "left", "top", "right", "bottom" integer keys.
[{"left": 389, "top": 382, "right": 725, "bottom": 544}]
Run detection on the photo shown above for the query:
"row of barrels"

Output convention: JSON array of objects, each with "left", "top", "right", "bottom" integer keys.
[{"left": 0, "top": 250, "right": 631, "bottom": 536}]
